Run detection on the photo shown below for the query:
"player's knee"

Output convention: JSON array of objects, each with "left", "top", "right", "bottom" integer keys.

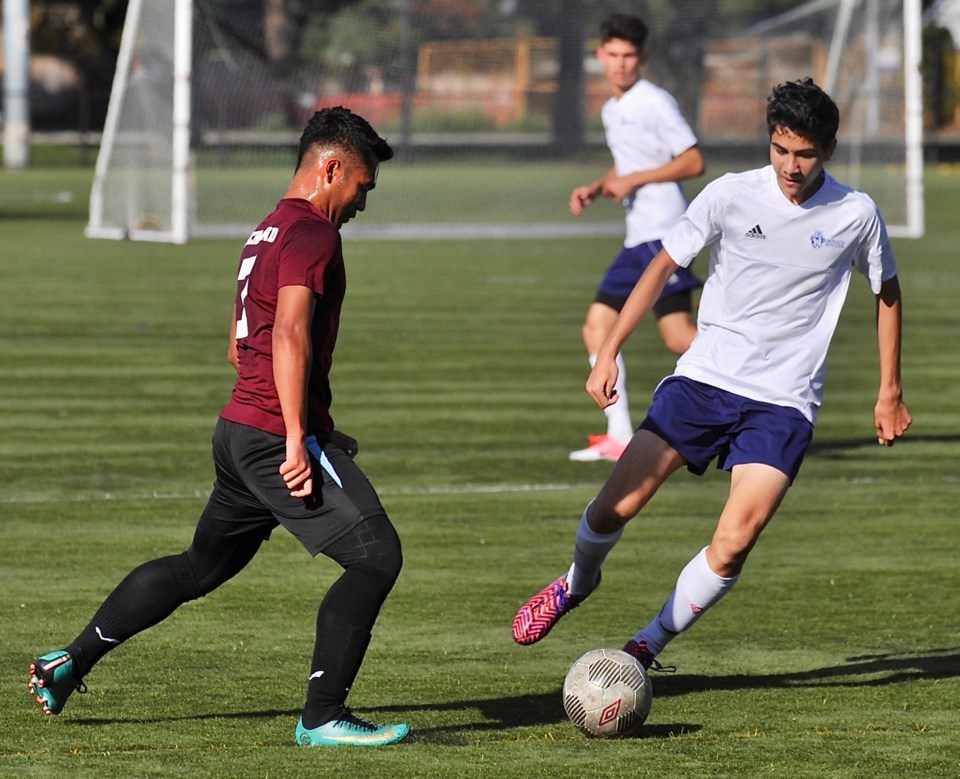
[
  {"left": 350, "top": 551, "right": 402, "bottom": 605},
  {"left": 581, "top": 319, "right": 599, "bottom": 349},
  {"left": 587, "top": 496, "right": 635, "bottom": 533},
  {"left": 662, "top": 331, "right": 693, "bottom": 355},
  {"left": 658, "top": 319, "right": 696, "bottom": 354},
  {"left": 356, "top": 516, "right": 404, "bottom": 586},
  {"left": 582, "top": 309, "right": 614, "bottom": 351},
  {"left": 155, "top": 552, "right": 204, "bottom": 602},
  {"left": 373, "top": 532, "right": 404, "bottom": 586},
  {"left": 708, "top": 531, "right": 758, "bottom": 575}
]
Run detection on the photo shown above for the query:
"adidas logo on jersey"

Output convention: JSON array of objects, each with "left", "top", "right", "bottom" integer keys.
[{"left": 744, "top": 224, "right": 766, "bottom": 239}]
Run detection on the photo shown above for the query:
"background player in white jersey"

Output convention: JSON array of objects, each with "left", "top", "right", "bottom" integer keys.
[
  {"left": 568, "top": 13, "right": 705, "bottom": 463},
  {"left": 513, "top": 79, "right": 912, "bottom": 670},
  {"left": 28, "top": 108, "right": 409, "bottom": 747}
]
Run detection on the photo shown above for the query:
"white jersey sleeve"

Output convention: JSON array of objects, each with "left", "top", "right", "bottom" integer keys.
[
  {"left": 850, "top": 198, "right": 897, "bottom": 294},
  {"left": 661, "top": 173, "right": 734, "bottom": 266}
]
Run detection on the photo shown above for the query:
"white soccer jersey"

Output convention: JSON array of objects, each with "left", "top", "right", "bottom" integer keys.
[
  {"left": 601, "top": 79, "right": 699, "bottom": 247},
  {"left": 662, "top": 165, "right": 897, "bottom": 423}
]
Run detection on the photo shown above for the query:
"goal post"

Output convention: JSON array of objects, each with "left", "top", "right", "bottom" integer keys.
[
  {"left": 731, "top": 0, "right": 923, "bottom": 238},
  {"left": 86, "top": 0, "right": 192, "bottom": 244},
  {"left": 85, "top": 0, "right": 924, "bottom": 243},
  {"left": 902, "top": 0, "right": 925, "bottom": 239}
]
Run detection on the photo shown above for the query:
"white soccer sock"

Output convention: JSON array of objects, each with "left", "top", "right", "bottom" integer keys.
[
  {"left": 567, "top": 507, "right": 623, "bottom": 597},
  {"left": 589, "top": 353, "right": 632, "bottom": 442},
  {"left": 632, "top": 546, "right": 739, "bottom": 655}
]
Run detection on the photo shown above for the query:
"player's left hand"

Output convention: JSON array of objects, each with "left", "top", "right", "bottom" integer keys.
[
  {"left": 874, "top": 395, "right": 912, "bottom": 446},
  {"left": 331, "top": 429, "right": 359, "bottom": 459},
  {"left": 585, "top": 356, "right": 620, "bottom": 409}
]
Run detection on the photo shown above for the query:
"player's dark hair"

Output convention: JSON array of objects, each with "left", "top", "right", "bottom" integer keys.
[
  {"left": 600, "top": 13, "right": 648, "bottom": 50},
  {"left": 296, "top": 106, "right": 394, "bottom": 172},
  {"left": 766, "top": 78, "right": 839, "bottom": 151}
]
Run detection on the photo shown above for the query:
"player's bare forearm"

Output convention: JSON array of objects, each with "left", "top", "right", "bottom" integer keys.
[
  {"left": 274, "top": 285, "right": 316, "bottom": 496},
  {"left": 667, "top": 146, "right": 706, "bottom": 181},
  {"left": 874, "top": 275, "right": 911, "bottom": 445},
  {"left": 604, "top": 147, "right": 706, "bottom": 202},
  {"left": 275, "top": 336, "right": 313, "bottom": 496}
]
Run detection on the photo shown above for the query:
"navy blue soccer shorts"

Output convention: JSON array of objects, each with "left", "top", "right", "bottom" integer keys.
[
  {"left": 595, "top": 240, "right": 702, "bottom": 317},
  {"left": 638, "top": 376, "right": 814, "bottom": 483}
]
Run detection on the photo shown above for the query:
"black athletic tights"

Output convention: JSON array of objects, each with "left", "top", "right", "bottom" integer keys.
[{"left": 67, "top": 514, "right": 402, "bottom": 726}]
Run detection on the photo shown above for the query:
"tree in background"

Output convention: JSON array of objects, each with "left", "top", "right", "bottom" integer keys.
[{"left": 22, "top": 0, "right": 955, "bottom": 141}]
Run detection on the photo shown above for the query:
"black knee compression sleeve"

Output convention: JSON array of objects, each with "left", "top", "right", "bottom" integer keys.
[{"left": 301, "top": 516, "right": 403, "bottom": 726}]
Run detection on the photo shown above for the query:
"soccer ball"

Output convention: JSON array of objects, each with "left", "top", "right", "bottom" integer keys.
[{"left": 562, "top": 648, "right": 652, "bottom": 738}]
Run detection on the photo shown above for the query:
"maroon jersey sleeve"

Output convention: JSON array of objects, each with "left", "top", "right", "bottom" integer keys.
[{"left": 278, "top": 219, "right": 340, "bottom": 294}]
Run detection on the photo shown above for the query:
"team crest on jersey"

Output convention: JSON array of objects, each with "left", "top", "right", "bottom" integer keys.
[{"left": 809, "top": 230, "right": 846, "bottom": 250}]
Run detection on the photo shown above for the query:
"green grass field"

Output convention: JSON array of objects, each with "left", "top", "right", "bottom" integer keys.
[{"left": 2, "top": 157, "right": 959, "bottom": 778}]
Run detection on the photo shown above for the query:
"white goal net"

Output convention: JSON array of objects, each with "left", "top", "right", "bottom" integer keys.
[{"left": 85, "top": 0, "right": 924, "bottom": 244}]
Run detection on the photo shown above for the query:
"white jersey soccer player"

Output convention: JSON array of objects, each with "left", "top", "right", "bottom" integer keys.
[
  {"left": 663, "top": 164, "right": 896, "bottom": 423},
  {"left": 514, "top": 79, "right": 910, "bottom": 671},
  {"left": 602, "top": 78, "right": 699, "bottom": 249},
  {"left": 568, "top": 15, "right": 706, "bottom": 465}
]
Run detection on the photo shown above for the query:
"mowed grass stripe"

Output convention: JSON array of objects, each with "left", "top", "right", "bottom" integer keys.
[{"left": 1, "top": 160, "right": 958, "bottom": 778}]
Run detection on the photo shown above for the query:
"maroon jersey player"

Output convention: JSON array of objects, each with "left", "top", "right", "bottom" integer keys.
[{"left": 28, "top": 108, "right": 409, "bottom": 748}]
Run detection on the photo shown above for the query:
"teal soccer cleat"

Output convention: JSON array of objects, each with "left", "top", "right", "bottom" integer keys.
[
  {"left": 28, "top": 651, "right": 86, "bottom": 716},
  {"left": 296, "top": 709, "right": 409, "bottom": 747}
]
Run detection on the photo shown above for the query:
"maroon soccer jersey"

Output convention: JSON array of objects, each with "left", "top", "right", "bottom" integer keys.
[{"left": 220, "top": 198, "right": 344, "bottom": 438}]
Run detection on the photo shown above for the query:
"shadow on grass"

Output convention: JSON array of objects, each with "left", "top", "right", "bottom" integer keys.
[
  {"left": 378, "top": 690, "right": 701, "bottom": 745},
  {"left": 807, "top": 432, "right": 960, "bottom": 458},
  {"left": 68, "top": 647, "right": 958, "bottom": 744},
  {"left": 375, "top": 647, "right": 960, "bottom": 744},
  {"left": 650, "top": 647, "right": 960, "bottom": 697}
]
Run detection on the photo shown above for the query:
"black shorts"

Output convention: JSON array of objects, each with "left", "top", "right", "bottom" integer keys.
[
  {"left": 197, "top": 418, "right": 386, "bottom": 556},
  {"left": 595, "top": 287, "right": 694, "bottom": 319}
]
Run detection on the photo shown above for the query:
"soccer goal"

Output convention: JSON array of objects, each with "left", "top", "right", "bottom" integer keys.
[
  {"left": 728, "top": 0, "right": 925, "bottom": 237},
  {"left": 85, "top": 0, "right": 924, "bottom": 244}
]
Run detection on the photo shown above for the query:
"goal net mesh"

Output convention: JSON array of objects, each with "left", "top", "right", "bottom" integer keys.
[{"left": 86, "top": 0, "right": 921, "bottom": 242}]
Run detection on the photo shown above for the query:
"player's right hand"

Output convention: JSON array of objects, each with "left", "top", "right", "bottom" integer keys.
[
  {"left": 874, "top": 395, "right": 912, "bottom": 446},
  {"left": 280, "top": 438, "right": 313, "bottom": 498},
  {"left": 585, "top": 359, "right": 620, "bottom": 409}
]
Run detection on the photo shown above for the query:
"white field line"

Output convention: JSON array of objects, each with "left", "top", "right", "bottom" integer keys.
[
  {"left": 0, "top": 481, "right": 601, "bottom": 505},
  {"left": 2, "top": 474, "right": 955, "bottom": 506}
]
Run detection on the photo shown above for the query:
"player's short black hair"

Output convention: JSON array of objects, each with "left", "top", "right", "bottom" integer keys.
[
  {"left": 296, "top": 106, "right": 394, "bottom": 172},
  {"left": 766, "top": 78, "right": 840, "bottom": 151},
  {"left": 600, "top": 13, "right": 648, "bottom": 50}
]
